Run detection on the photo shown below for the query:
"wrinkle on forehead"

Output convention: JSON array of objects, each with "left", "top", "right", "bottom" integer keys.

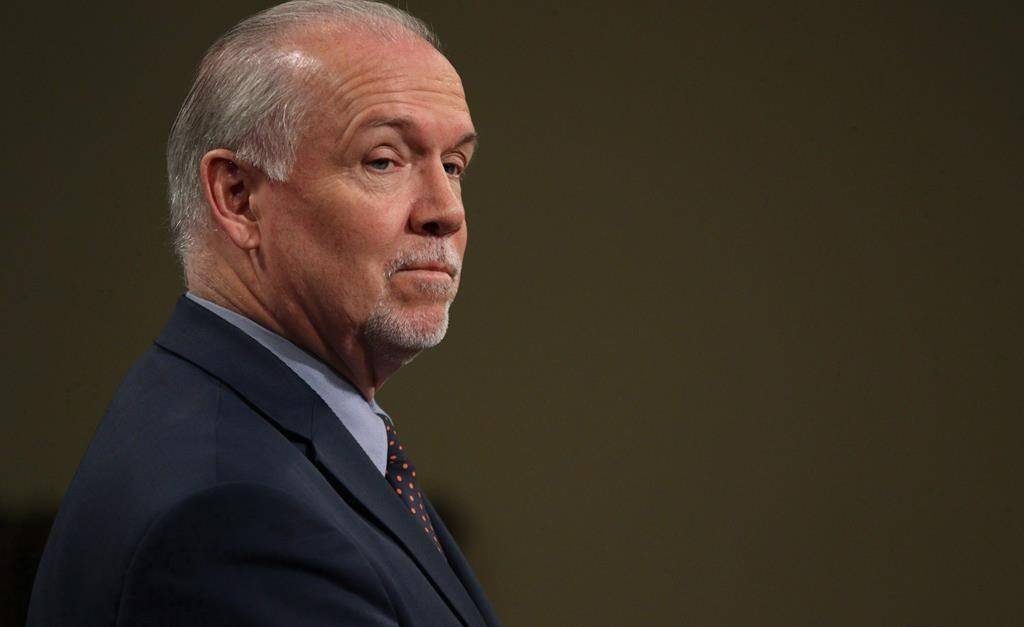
[
  {"left": 328, "top": 77, "right": 468, "bottom": 126},
  {"left": 324, "top": 43, "right": 464, "bottom": 104},
  {"left": 318, "top": 43, "right": 467, "bottom": 137},
  {"left": 273, "top": 26, "right": 470, "bottom": 154}
]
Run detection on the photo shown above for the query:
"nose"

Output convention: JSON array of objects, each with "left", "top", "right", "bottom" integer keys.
[{"left": 409, "top": 162, "right": 465, "bottom": 237}]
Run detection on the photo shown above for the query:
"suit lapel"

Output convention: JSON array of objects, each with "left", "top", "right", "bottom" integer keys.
[
  {"left": 310, "top": 401, "right": 486, "bottom": 627},
  {"left": 155, "top": 297, "right": 316, "bottom": 441},
  {"left": 155, "top": 297, "right": 484, "bottom": 627}
]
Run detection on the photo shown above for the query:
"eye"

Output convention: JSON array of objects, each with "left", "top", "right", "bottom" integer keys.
[
  {"left": 443, "top": 161, "right": 464, "bottom": 178},
  {"left": 367, "top": 158, "right": 395, "bottom": 171}
]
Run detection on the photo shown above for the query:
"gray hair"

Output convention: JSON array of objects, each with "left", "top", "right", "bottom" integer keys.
[{"left": 166, "top": 0, "right": 439, "bottom": 265}]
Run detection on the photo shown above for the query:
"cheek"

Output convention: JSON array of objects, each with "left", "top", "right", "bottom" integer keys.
[
  {"left": 280, "top": 178, "right": 412, "bottom": 290},
  {"left": 312, "top": 214, "right": 398, "bottom": 294},
  {"left": 342, "top": 202, "right": 411, "bottom": 255}
]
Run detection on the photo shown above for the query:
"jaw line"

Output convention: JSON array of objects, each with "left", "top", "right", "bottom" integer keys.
[{"left": 363, "top": 293, "right": 453, "bottom": 366}]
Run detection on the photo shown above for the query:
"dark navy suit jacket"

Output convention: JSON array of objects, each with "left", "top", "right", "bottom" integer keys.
[{"left": 28, "top": 296, "right": 500, "bottom": 627}]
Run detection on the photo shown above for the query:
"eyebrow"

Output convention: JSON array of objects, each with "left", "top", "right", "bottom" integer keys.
[{"left": 365, "top": 116, "right": 479, "bottom": 151}]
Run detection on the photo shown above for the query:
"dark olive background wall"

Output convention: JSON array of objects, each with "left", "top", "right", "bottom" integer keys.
[{"left": 2, "top": 1, "right": 1021, "bottom": 625}]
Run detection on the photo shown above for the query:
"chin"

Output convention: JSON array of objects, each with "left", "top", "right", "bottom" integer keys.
[{"left": 364, "top": 302, "right": 451, "bottom": 363}]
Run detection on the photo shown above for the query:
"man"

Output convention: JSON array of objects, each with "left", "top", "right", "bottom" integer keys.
[{"left": 28, "top": 1, "right": 498, "bottom": 625}]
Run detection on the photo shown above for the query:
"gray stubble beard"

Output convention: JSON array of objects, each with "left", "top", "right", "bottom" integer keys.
[
  {"left": 363, "top": 244, "right": 461, "bottom": 365},
  {"left": 363, "top": 294, "right": 452, "bottom": 366}
]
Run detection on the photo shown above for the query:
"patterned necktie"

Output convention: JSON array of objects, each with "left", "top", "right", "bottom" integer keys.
[{"left": 383, "top": 421, "right": 443, "bottom": 553}]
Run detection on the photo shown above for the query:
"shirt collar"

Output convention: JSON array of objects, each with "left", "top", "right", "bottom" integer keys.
[{"left": 185, "top": 292, "right": 389, "bottom": 475}]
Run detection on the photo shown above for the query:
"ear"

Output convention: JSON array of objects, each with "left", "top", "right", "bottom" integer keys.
[{"left": 199, "top": 149, "right": 262, "bottom": 251}]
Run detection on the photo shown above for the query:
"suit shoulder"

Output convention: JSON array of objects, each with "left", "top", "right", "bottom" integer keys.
[
  {"left": 107, "top": 342, "right": 225, "bottom": 421},
  {"left": 28, "top": 345, "right": 231, "bottom": 626},
  {"left": 29, "top": 345, "right": 323, "bottom": 626},
  {"left": 83, "top": 344, "right": 225, "bottom": 492}
]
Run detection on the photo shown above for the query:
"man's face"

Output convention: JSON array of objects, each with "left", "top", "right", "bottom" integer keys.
[{"left": 253, "top": 32, "right": 476, "bottom": 363}]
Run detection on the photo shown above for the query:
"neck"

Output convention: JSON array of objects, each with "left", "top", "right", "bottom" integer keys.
[{"left": 186, "top": 263, "right": 401, "bottom": 402}]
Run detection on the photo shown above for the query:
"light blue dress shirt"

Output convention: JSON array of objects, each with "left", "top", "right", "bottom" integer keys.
[{"left": 185, "top": 293, "right": 390, "bottom": 475}]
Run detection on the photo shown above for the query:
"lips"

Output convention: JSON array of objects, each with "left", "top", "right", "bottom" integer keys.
[{"left": 399, "top": 263, "right": 456, "bottom": 278}]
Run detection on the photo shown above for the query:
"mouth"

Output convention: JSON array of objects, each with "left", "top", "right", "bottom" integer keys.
[
  {"left": 386, "top": 245, "right": 462, "bottom": 285},
  {"left": 397, "top": 262, "right": 457, "bottom": 278}
]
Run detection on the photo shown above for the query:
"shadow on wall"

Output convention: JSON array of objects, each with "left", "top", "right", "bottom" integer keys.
[{"left": 0, "top": 512, "right": 53, "bottom": 627}]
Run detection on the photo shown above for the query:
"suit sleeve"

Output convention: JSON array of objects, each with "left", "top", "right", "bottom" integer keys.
[{"left": 117, "top": 482, "right": 399, "bottom": 626}]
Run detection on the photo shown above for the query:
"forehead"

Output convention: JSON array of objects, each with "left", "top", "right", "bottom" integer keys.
[{"left": 296, "top": 28, "right": 471, "bottom": 140}]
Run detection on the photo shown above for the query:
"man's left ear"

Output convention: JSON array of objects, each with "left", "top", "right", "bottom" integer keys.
[{"left": 199, "top": 148, "right": 262, "bottom": 251}]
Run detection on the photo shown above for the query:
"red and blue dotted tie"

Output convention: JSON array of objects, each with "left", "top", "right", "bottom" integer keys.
[{"left": 384, "top": 421, "right": 443, "bottom": 553}]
